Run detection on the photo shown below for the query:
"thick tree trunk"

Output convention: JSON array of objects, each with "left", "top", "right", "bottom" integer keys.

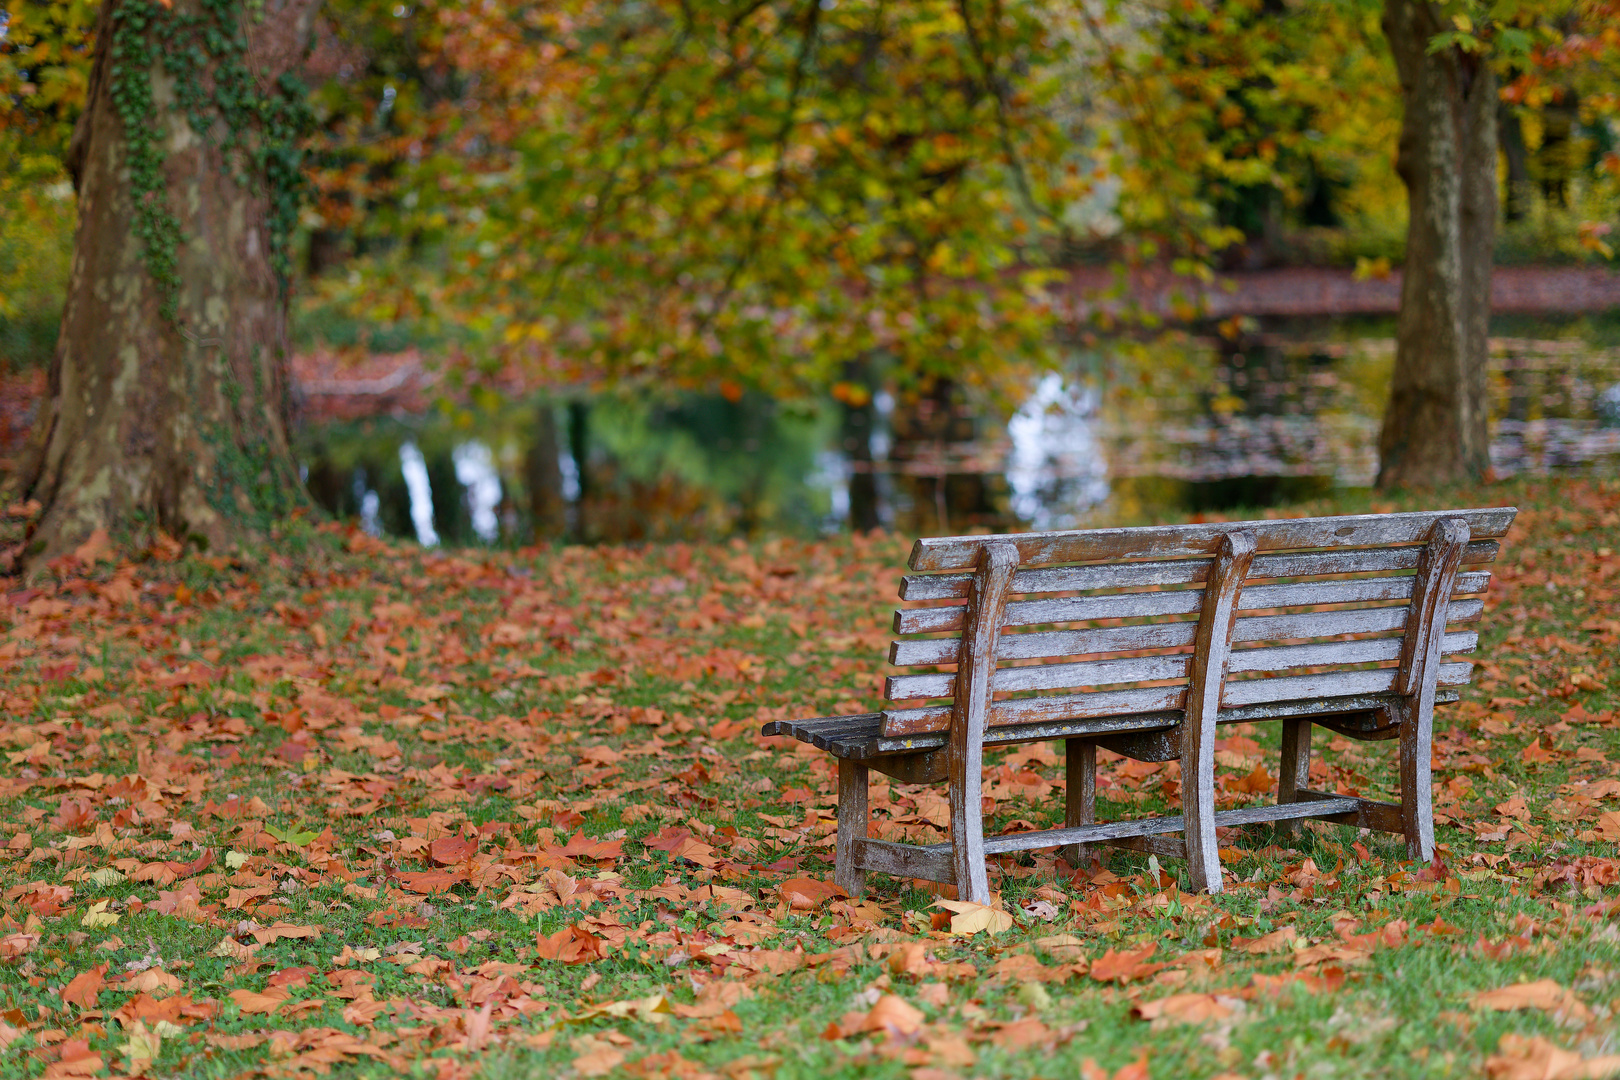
[
  {"left": 1377, "top": 0, "right": 1497, "bottom": 489},
  {"left": 9, "top": 0, "right": 317, "bottom": 566}
]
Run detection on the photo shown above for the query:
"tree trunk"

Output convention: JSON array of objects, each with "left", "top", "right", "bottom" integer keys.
[
  {"left": 1498, "top": 101, "right": 1531, "bottom": 223},
  {"left": 8, "top": 0, "right": 317, "bottom": 566},
  {"left": 1376, "top": 0, "right": 1497, "bottom": 489},
  {"left": 526, "top": 399, "right": 567, "bottom": 540}
]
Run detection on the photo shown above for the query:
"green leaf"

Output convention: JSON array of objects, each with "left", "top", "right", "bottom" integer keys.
[{"left": 265, "top": 824, "right": 318, "bottom": 848}]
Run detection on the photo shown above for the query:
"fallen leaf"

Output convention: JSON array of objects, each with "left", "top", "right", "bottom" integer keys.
[
  {"left": 1472, "top": 980, "right": 1593, "bottom": 1023},
  {"left": 1232, "top": 926, "right": 1299, "bottom": 954},
  {"left": 535, "top": 923, "right": 605, "bottom": 964},
  {"left": 1133, "top": 992, "right": 1243, "bottom": 1024},
  {"left": 1089, "top": 944, "right": 1165, "bottom": 984},
  {"left": 60, "top": 965, "right": 107, "bottom": 1009},
  {"left": 229, "top": 986, "right": 290, "bottom": 1014},
  {"left": 778, "top": 877, "right": 847, "bottom": 910},
  {"left": 1485, "top": 1033, "right": 1620, "bottom": 1080},
  {"left": 859, "top": 993, "right": 925, "bottom": 1038},
  {"left": 119, "top": 1020, "right": 162, "bottom": 1076},
  {"left": 934, "top": 899, "right": 1014, "bottom": 935}
]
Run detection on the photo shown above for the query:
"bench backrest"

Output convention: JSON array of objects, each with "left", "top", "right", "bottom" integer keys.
[{"left": 882, "top": 507, "right": 1517, "bottom": 737}]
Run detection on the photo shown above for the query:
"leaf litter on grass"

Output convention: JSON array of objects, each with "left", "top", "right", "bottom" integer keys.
[{"left": 0, "top": 478, "right": 1616, "bottom": 1077}]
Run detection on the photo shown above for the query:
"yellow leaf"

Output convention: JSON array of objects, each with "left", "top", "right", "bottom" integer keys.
[
  {"left": 80, "top": 900, "right": 120, "bottom": 929},
  {"left": 933, "top": 899, "right": 1014, "bottom": 935}
]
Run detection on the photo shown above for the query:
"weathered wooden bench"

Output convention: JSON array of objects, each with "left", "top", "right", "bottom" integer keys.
[{"left": 764, "top": 507, "right": 1516, "bottom": 903}]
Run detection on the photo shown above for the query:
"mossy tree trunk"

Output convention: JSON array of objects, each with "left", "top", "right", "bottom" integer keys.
[
  {"left": 1376, "top": 0, "right": 1497, "bottom": 489},
  {"left": 10, "top": 0, "right": 318, "bottom": 566}
]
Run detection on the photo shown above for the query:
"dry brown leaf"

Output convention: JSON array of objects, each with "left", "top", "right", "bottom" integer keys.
[
  {"left": 229, "top": 986, "right": 291, "bottom": 1015},
  {"left": 1133, "top": 992, "right": 1245, "bottom": 1024},
  {"left": 1472, "top": 980, "right": 1593, "bottom": 1023},
  {"left": 1089, "top": 943, "right": 1165, "bottom": 984},
  {"left": 777, "top": 877, "right": 847, "bottom": 911},
  {"left": 860, "top": 993, "right": 925, "bottom": 1038},
  {"left": 934, "top": 899, "right": 1014, "bottom": 935},
  {"left": 1232, "top": 925, "right": 1299, "bottom": 954},
  {"left": 59, "top": 965, "right": 107, "bottom": 1009},
  {"left": 1485, "top": 1034, "right": 1620, "bottom": 1080}
]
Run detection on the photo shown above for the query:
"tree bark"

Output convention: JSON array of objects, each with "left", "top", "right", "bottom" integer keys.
[
  {"left": 1377, "top": 0, "right": 1497, "bottom": 489},
  {"left": 9, "top": 0, "right": 318, "bottom": 566}
]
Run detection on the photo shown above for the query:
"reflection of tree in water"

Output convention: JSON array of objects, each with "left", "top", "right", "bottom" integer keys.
[{"left": 1006, "top": 373, "right": 1109, "bottom": 531}]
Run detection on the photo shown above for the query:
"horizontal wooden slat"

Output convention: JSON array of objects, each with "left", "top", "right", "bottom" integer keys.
[
  {"left": 1221, "top": 661, "right": 1471, "bottom": 708},
  {"left": 890, "top": 598, "right": 1485, "bottom": 668},
  {"left": 885, "top": 630, "right": 1479, "bottom": 701},
  {"left": 898, "top": 539, "right": 1501, "bottom": 601},
  {"left": 918, "top": 797, "right": 1365, "bottom": 855},
  {"left": 882, "top": 661, "right": 1473, "bottom": 736},
  {"left": 893, "top": 570, "right": 1492, "bottom": 635},
  {"left": 909, "top": 507, "right": 1516, "bottom": 572},
  {"left": 762, "top": 689, "right": 1462, "bottom": 758}
]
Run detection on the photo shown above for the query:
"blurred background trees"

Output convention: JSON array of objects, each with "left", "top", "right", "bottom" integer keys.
[{"left": 2, "top": 0, "right": 1619, "bottom": 555}]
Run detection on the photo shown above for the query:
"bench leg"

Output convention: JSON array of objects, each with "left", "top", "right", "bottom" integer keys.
[
  {"left": 1397, "top": 696, "right": 1435, "bottom": 863},
  {"left": 1058, "top": 738, "right": 1095, "bottom": 870},
  {"left": 835, "top": 759, "right": 869, "bottom": 898},
  {"left": 1277, "top": 719, "right": 1311, "bottom": 840}
]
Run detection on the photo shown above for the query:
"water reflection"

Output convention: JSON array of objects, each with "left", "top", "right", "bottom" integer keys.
[
  {"left": 1006, "top": 373, "right": 1109, "bottom": 530},
  {"left": 297, "top": 332, "right": 1620, "bottom": 545}
]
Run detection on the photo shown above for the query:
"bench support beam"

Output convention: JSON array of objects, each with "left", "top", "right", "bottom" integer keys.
[
  {"left": 1395, "top": 519, "right": 1469, "bottom": 862},
  {"left": 835, "top": 759, "right": 869, "bottom": 897},
  {"left": 948, "top": 541, "right": 1018, "bottom": 904},
  {"left": 1182, "top": 530, "right": 1256, "bottom": 894}
]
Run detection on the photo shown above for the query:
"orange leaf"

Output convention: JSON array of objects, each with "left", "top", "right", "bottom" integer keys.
[
  {"left": 429, "top": 835, "right": 478, "bottom": 865},
  {"left": 229, "top": 986, "right": 290, "bottom": 1015},
  {"left": 1088, "top": 943, "right": 1164, "bottom": 984},
  {"left": 777, "top": 877, "right": 847, "bottom": 911},
  {"left": 1472, "top": 980, "right": 1593, "bottom": 1023},
  {"left": 396, "top": 869, "right": 463, "bottom": 894},
  {"left": 535, "top": 924, "right": 605, "bottom": 964},
  {"left": 60, "top": 965, "right": 107, "bottom": 1009}
]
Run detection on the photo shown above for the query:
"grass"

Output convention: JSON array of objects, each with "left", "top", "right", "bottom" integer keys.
[{"left": 0, "top": 475, "right": 1616, "bottom": 1079}]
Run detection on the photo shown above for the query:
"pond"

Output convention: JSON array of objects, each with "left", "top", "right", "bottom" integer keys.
[{"left": 297, "top": 319, "right": 1620, "bottom": 546}]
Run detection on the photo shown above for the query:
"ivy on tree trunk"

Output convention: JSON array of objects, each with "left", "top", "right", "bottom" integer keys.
[
  {"left": 1377, "top": 0, "right": 1497, "bottom": 489},
  {"left": 10, "top": 0, "right": 319, "bottom": 565}
]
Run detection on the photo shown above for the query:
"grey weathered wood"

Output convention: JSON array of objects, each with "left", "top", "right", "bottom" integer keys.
[
  {"left": 892, "top": 570, "right": 1492, "bottom": 635},
  {"left": 909, "top": 508, "right": 1515, "bottom": 572},
  {"left": 1058, "top": 738, "right": 1096, "bottom": 868},
  {"left": 884, "top": 629, "right": 1480, "bottom": 702},
  {"left": 1221, "top": 661, "right": 1472, "bottom": 709},
  {"left": 948, "top": 541, "right": 1017, "bottom": 905},
  {"left": 865, "top": 749, "right": 948, "bottom": 784},
  {"left": 909, "top": 795, "right": 1366, "bottom": 855},
  {"left": 1182, "top": 530, "right": 1255, "bottom": 894},
  {"left": 1276, "top": 718, "right": 1311, "bottom": 840},
  {"left": 897, "top": 540, "right": 1500, "bottom": 601},
  {"left": 836, "top": 759, "right": 869, "bottom": 897},
  {"left": 888, "top": 598, "right": 1486, "bottom": 668},
  {"left": 1108, "top": 834, "right": 1189, "bottom": 860},
  {"left": 763, "top": 690, "right": 1462, "bottom": 759},
  {"left": 882, "top": 659, "right": 1473, "bottom": 737},
  {"left": 851, "top": 838, "right": 954, "bottom": 884},
  {"left": 1292, "top": 788, "right": 1405, "bottom": 834},
  {"left": 1395, "top": 518, "right": 1469, "bottom": 861},
  {"left": 1097, "top": 727, "right": 1181, "bottom": 762}
]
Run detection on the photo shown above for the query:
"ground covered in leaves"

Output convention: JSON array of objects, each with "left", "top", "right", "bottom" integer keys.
[{"left": 1, "top": 477, "right": 1618, "bottom": 1079}]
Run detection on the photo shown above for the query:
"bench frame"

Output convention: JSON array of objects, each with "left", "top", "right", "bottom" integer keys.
[{"left": 765, "top": 513, "right": 1495, "bottom": 904}]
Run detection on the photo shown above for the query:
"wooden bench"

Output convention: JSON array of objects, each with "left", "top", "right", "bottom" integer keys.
[{"left": 763, "top": 507, "right": 1516, "bottom": 903}]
